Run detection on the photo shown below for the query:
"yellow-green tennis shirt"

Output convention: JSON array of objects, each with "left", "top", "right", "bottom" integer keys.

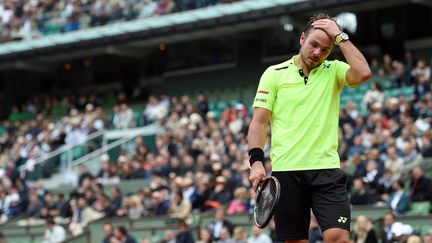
[{"left": 253, "top": 55, "right": 351, "bottom": 171}]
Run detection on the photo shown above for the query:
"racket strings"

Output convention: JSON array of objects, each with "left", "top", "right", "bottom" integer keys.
[{"left": 256, "top": 181, "right": 277, "bottom": 225}]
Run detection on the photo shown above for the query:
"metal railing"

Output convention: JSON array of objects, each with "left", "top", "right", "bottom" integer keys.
[
  {"left": 73, "top": 123, "right": 165, "bottom": 168},
  {"left": 18, "top": 129, "right": 105, "bottom": 175},
  {"left": 18, "top": 122, "right": 164, "bottom": 183}
]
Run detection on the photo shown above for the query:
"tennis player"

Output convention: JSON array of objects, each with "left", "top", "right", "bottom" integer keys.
[{"left": 248, "top": 13, "right": 371, "bottom": 243}]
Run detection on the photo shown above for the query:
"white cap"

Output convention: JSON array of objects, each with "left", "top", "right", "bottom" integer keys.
[{"left": 392, "top": 222, "right": 413, "bottom": 237}]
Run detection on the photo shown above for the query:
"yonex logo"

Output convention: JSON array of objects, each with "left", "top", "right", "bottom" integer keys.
[
  {"left": 338, "top": 216, "right": 347, "bottom": 223},
  {"left": 254, "top": 98, "right": 267, "bottom": 103}
]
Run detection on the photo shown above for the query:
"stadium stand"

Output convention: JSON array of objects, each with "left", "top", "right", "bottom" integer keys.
[{"left": 0, "top": 0, "right": 244, "bottom": 43}]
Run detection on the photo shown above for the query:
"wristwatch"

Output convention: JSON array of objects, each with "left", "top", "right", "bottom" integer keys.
[{"left": 334, "top": 32, "right": 349, "bottom": 46}]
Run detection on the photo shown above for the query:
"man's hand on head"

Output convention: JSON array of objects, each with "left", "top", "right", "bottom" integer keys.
[{"left": 311, "top": 19, "right": 341, "bottom": 40}]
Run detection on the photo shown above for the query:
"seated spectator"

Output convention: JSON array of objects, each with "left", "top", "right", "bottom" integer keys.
[
  {"left": 26, "top": 192, "right": 43, "bottom": 219},
  {"left": 382, "top": 180, "right": 410, "bottom": 215},
  {"left": 197, "top": 227, "right": 213, "bottom": 243},
  {"left": 409, "top": 166, "right": 432, "bottom": 202},
  {"left": 227, "top": 187, "right": 249, "bottom": 215},
  {"left": 117, "top": 195, "right": 144, "bottom": 220},
  {"left": 163, "top": 229, "right": 177, "bottom": 243},
  {"left": 196, "top": 94, "right": 209, "bottom": 119},
  {"left": 352, "top": 215, "right": 377, "bottom": 243},
  {"left": 143, "top": 95, "right": 168, "bottom": 125},
  {"left": 193, "top": 177, "right": 211, "bottom": 211},
  {"left": 103, "top": 164, "right": 121, "bottom": 186},
  {"left": 382, "top": 212, "right": 397, "bottom": 243},
  {"left": 370, "top": 58, "right": 383, "bottom": 75},
  {"left": 110, "top": 187, "right": 122, "bottom": 211},
  {"left": 395, "top": 128, "right": 415, "bottom": 153},
  {"left": 346, "top": 136, "right": 365, "bottom": 158},
  {"left": 363, "top": 81, "right": 385, "bottom": 109},
  {"left": 69, "top": 197, "right": 103, "bottom": 236},
  {"left": 384, "top": 146, "right": 404, "bottom": 180},
  {"left": 207, "top": 207, "right": 234, "bottom": 241},
  {"left": 99, "top": 195, "right": 116, "bottom": 218},
  {"left": 350, "top": 178, "right": 379, "bottom": 205},
  {"left": 3, "top": 187, "right": 21, "bottom": 217},
  {"left": 233, "top": 227, "right": 247, "bottom": 243},
  {"left": 103, "top": 223, "right": 114, "bottom": 243},
  {"left": 115, "top": 103, "right": 136, "bottom": 129},
  {"left": 112, "top": 226, "right": 137, "bottom": 243},
  {"left": 42, "top": 218, "right": 66, "bottom": 243},
  {"left": 43, "top": 193, "right": 59, "bottom": 217},
  {"left": 181, "top": 177, "right": 197, "bottom": 204},
  {"left": 217, "top": 226, "right": 234, "bottom": 243},
  {"left": 247, "top": 225, "right": 272, "bottom": 243},
  {"left": 84, "top": 189, "right": 96, "bottom": 208},
  {"left": 420, "top": 134, "right": 432, "bottom": 157},
  {"left": 169, "top": 191, "right": 192, "bottom": 225},
  {"left": 377, "top": 170, "right": 396, "bottom": 195},
  {"left": 382, "top": 212, "right": 414, "bottom": 243},
  {"left": 381, "top": 54, "right": 394, "bottom": 75},
  {"left": 407, "top": 235, "right": 422, "bottom": 243},
  {"left": 130, "top": 160, "right": 145, "bottom": 179},
  {"left": 401, "top": 144, "right": 423, "bottom": 172},
  {"left": 363, "top": 161, "right": 381, "bottom": 190},
  {"left": 393, "top": 61, "right": 415, "bottom": 87},
  {"left": 415, "top": 113, "right": 431, "bottom": 135},
  {"left": 391, "top": 223, "right": 414, "bottom": 243},
  {"left": 78, "top": 164, "right": 94, "bottom": 185},
  {"left": 56, "top": 193, "right": 72, "bottom": 219},
  {"left": 346, "top": 153, "right": 366, "bottom": 180},
  {"left": 96, "top": 154, "right": 111, "bottom": 179},
  {"left": 205, "top": 176, "right": 232, "bottom": 209},
  {"left": 423, "top": 234, "right": 432, "bottom": 243},
  {"left": 413, "top": 74, "right": 431, "bottom": 102},
  {"left": 151, "top": 190, "right": 170, "bottom": 216},
  {"left": 411, "top": 59, "right": 431, "bottom": 82},
  {"left": 176, "top": 220, "right": 195, "bottom": 243}
]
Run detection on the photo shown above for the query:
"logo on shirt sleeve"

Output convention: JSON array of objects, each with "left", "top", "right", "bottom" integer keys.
[
  {"left": 254, "top": 98, "right": 267, "bottom": 103},
  {"left": 258, "top": 90, "right": 269, "bottom": 94}
]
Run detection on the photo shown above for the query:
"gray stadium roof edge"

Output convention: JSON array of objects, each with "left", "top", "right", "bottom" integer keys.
[{"left": 0, "top": 0, "right": 421, "bottom": 71}]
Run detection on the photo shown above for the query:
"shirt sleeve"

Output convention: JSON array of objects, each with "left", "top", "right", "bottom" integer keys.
[
  {"left": 252, "top": 67, "right": 277, "bottom": 111},
  {"left": 335, "top": 60, "right": 352, "bottom": 89}
]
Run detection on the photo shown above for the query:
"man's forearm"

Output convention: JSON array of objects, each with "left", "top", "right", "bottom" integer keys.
[
  {"left": 339, "top": 41, "right": 371, "bottom": 85},
  {"left": 247, "top": 120, "right": 267, "bottom": 149}
]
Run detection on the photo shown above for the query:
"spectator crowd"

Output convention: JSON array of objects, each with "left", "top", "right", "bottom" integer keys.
[
  {"left": 0, "top": 49, "right": 431, "bottom": 242},
  {"left": 0, "top": 0, "right": 243, "bottom": 43}
]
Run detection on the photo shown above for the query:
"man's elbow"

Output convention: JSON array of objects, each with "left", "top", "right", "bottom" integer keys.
[{"left": 358, "top": 68, "right": 372, "bottom": 83}]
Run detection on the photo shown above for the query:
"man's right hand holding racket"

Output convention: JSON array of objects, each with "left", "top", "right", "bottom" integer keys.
[
  {"left": 249, "top": 161, "right": 266, "bottom": 192},
  {"left": 247, "top": 107, "right": 270, "bottom": 192}
]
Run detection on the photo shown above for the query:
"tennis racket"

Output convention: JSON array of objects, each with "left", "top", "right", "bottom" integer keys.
[{"left": 253, "top": 176, "right": 281, "bottom": 228}]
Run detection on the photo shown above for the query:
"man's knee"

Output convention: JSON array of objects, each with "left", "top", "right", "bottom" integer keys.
[{"left": 323, "top": 228, "right": 350, "bottom": 243}]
